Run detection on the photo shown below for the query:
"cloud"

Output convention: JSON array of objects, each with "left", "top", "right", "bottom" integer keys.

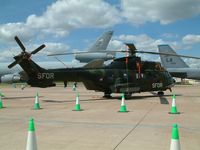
[
  {"left": 162, "top": 33, "right": 179, "bottom": 39},
  {"left": 117, "top": 34, "right": 166, "bottom": 51},
  {"left": 108, "top": 39, "right": 124, "bottom": 50},
  {"left": 0, "top": 42, "right": 70, "bottom": 62},
  {"left": 184, "top": 58, "right": 200, "bottom": 68},
  {"left": 108, "top": 34, "right": 184, "bottom": 54},
  {"left": 1, "top": 0, "right": 200, "bottom": 44},
  {"left": 121, "top": 0, "right": 200, "bottom": 25},
  {"left": 42, "top": 42, "right": 70, "bottom": 55},
  {"left": 0, "top": 23, "right": 35, "bottom": 43},
  {"left": 107, "top": 34, "right": 185, "bottom": 62},
  {"left": 0, "top": 0, "right": 121, "bottom": 42},
  {"left": 0, "top": 50, "right": 17, "bottom": 61},
  {"left": 1, "top": 0, "right": 200, "bottom": 45},
  {"left": 182, "top": 34, "right": 200, "bottom": 44}
]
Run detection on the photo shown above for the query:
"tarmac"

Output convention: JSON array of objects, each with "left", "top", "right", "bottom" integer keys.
[{"left": 0, "top": 83, "right": 200, "bottom": 150}]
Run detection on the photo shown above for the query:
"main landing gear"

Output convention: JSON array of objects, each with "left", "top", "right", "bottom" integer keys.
[
  {"left": 157, "top": 91, "right": 164, "bottom": 96},
  {"left": 103, "top": 91, "right": 112, "bottom": 98},
  {"left": 124, "top": 93, "right": 132, "bottom": 99}
]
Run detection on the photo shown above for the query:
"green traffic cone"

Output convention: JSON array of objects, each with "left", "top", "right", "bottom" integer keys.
[
  {"left": 26, "top": 118, "right": 37, "bottom": 150},
  {"left": 74, "top": 93, "right": 81, "bottom": 111},
  {"left": 0, "top": 95, "right": 3, "bottom": 109},
  {"left": 119, "top": 93, "right": 128, "bottom": 112},
  {"left": 170, "top": 123, "right": 181, "bottom": 150},
  {"left": 34, "top": 92, "right": 40, "bottom": 110},
  {"left": 0, "top": 92, "right": 5, "bottom": 98},
  {"left": 73, "top": 85, "right": 76, "bottom": 91},
  {"left": 12, "top": 83, "right": 16, "bottom": 88},
  {"left": 169, "top": 94, "right": 179, "bottom": 114}
]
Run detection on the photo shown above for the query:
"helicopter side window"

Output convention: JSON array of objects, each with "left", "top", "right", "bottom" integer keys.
[{"left": 136, "top": 73, "right": 145, "bottom": 79}]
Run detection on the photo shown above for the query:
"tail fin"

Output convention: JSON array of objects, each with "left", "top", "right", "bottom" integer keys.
[
  {"left": 88, "top": 31, "right": 113, "bottom": 52},
  {"left": 18, "top": 59, "right": 56, "bottom": 88},
  {"left": 158, "top": 45, "right": 189, "bottom": 68},
  {"left": 9, "top": 35, "right": 55, "bottom": 88}
]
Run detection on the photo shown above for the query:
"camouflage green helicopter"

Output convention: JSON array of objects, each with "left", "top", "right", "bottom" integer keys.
[{"left": 9, "top": 36, "right": 175, "bottom": 99}]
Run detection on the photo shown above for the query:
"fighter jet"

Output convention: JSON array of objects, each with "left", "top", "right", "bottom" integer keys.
[
  {"left": 0, "top": 31, "right": 114, "bottom": 84},
  {"left": 158, "top": 45, "right": 200, "bottom": 80}
]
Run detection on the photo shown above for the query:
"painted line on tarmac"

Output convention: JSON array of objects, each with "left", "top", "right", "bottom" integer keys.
[{"left": 113, "top": 103, "right": 156, "bottom": 150}]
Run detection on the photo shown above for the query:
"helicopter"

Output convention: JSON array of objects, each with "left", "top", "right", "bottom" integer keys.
[{"left": 8, "top": 36, "right": 177, "bottom": 99}]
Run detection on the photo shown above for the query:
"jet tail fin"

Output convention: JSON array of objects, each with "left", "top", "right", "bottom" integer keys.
[
  {"left": 158, "top": 45, "right": 189, "bottom": 68},
  {"left": 88, "top": 31, "right": 113, "bottom": 52}
]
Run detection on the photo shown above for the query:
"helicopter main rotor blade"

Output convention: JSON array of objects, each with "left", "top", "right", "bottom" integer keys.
[
  {"left": 14, "top": 36, "right": 26, "bottom": 52},
  {"left": 135, "top": 50, "right": 200, "bottom": 59},
  {"left": 31, "top": 44, "right": 46, "bottom": 54},
  {"left": 47, "top": 51, "right": 112, "bottom": 56},
  {"left": 47, "top": 49, "right": 200, "bottom": 59}
]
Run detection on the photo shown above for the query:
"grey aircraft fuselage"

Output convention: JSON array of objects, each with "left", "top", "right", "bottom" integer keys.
[{"left": 166, "top": 68, "right": 200, "bottom": 80}]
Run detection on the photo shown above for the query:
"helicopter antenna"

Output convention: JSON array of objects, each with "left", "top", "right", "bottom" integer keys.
[{"left": 53, "top": 56, "right": 68, "bottom": 68}]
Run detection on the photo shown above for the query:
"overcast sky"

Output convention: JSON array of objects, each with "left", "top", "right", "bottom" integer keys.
[{"left": 1, "top": 0, "right": 200, "bottom": 67}]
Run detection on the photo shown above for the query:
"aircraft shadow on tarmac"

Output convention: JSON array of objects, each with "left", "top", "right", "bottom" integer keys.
[
  {"left": 42, "top": 93, "right": 182, "bottom": 104},
  {"left": 4, "top": 96, "right": 44, "bottom": 100},
  {"left": 42, "top": 98, "right": 114, "bottom": 103},
  {"left": 150, "top": 92, "right": 182, "bottom": 105}
]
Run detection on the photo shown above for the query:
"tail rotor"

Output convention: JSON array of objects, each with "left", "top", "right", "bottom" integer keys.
[{"left": 8, "top": 36, "right": 46, "bottom": 69}]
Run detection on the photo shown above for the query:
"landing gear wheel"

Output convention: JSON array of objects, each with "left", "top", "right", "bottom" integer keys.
[
  {"left": 103, "top": 91, "right": 112, "bottom": 99},
  {"left": 124, "top": 93, "right": 132, "bottom": 99},
  {"left": 158, "top": 91, "right": 164, "bottom": 96}
]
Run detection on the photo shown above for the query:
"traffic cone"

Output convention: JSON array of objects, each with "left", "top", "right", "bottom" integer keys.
[
  {"left": 0, "top": 92, "right": 5, "bottom": 98},
  {"left": 119, "top": 93, "right": 128, "bottom": 112},
  {"left": 74, "top": 93, "right": 81, "bottom": 111},
  {"left": 0, "top": 95, "right": 4, "bottom": 109},
  {"left": 72, "top": 84, "right": 76, "bottom": 91},
  {"left": 12, "top": 83, "right": 16, "bottom": 88},
  {"left": 170, "top": 123, "right": 181, "bottom": 150},
  {"left": 26, "top": 118, "right": 37, "bottom": 150},
  {"left": 169, "top": 94, "right": 179, "bottom": 114},
  {"left": 34, "top": 92, "right": 40, "bottom": 110}
]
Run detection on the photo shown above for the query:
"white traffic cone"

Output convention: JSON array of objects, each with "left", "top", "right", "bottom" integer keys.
[
  {"left": 169, "top": 94, "right": 179, "bottom": 114},
  {"left": 74, "top": 93, "right": 81, "bottom": 111},
  {"left": 119, "top": 93, "right": 128, "bottom": 112},
  {"left": 34, "top": 92, "right": 40, "bottom": 110},
  {"left": 170, "top": 123, "right": 181, "bottom": 150},
  {"left": 26, "top": 118, "right": 37, "bottom": 150}
]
